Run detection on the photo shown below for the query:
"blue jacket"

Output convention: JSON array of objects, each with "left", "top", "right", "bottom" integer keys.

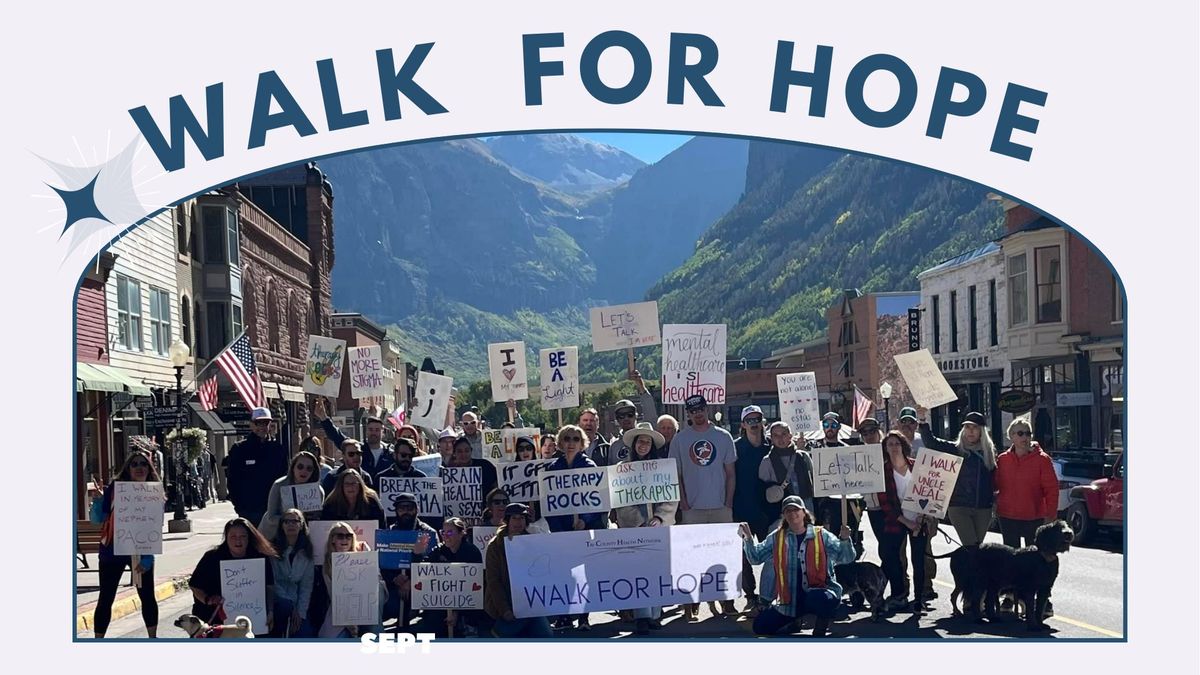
[
  {"left": 918, "top": 424, "right": 994, "bottom": 509},
  {"left": 545, "top": 452, "right": 607, "bottom": 532},
  {"left": 743, "top": 525, "right": 856, "bottom": 616}
]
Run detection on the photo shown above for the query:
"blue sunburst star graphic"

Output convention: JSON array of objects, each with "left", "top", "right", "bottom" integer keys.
[{"left": 50, "top": 172, "right": 111, "bottom": 233}]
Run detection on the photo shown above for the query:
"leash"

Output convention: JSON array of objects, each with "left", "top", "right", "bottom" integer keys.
[{"left": 935, "top": 525, "right": 962, "bottom": 548}]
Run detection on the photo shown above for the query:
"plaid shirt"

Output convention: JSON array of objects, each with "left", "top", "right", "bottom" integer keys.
[
  {"left": 877, "top": 456, "right": 916, "bottom": 535},
  {"left": 743, "top": 526, "right": 855, "bottom": 616}
]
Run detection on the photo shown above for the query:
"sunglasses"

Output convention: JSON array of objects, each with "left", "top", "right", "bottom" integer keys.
[
  {"left": 744, "top": 418, "right": 763, "bottom": 426},
  {"left": 332, "top": 533, "right": 354, "bottom": 540},
  {"left": 252, "top": 420, "right": 271, "bottom": 426},
  {"left": 1014, "top": 430, "right": 1032, "bottom": 437},
  {"left": 822, "top": 421, "right": 841, "bottom": 429},
  {"left": 616, "top": 411, "right": 636, "bottom": 419},
  {"left": 561, "top": 436, "right": 583, "bottom": 443},
  {"left": 397, "top": 454, "right": 413, "bottom": 460},
  {"left": 129, "top": 461, "right": 150, "bottom": 469},
  {"left": 345, "top": 451, "right": 362, "bottom": 457},
  {"left": 463, "top": 421, "right": 478, "bottom": 426}
]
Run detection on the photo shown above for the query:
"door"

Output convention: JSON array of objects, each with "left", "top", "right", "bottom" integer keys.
[{"left": 1101, "top": 455, "right": 1124, "bottom": 522}]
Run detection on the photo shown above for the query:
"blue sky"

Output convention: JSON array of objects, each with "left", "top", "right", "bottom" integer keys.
[{"left": 577, "top": 132, "right": 692, "bottom": 163}]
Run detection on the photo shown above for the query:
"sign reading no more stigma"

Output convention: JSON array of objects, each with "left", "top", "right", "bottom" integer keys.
[
  {"left": 901, "top": 449, "right": 964, "bottom": 518},
  {"left": 304, "top": 335, "right": 346, "bottom": 397},
  {"left": 488, "top": 341, "right": 528, "bottom": 402},
  {"left": 540, "top": 465, "right": 611, "bottom": 517},
  {"left": 348, "top": 345, "right": 385, "bottom": 400},
  {"left": 589, "top": 301, "right": 662, "bottom": 352},
  {"left": 812, "top": 444, "right": 886, "bottom": 497},
  {"left": 894, "top": 349, "right": 958, "bottom": 409},
  {"left": 661, "top": 324, "right": 727, "bottom": 405},
  {"left": 113, "top": 481, "right": 164, "bottom": 555}
]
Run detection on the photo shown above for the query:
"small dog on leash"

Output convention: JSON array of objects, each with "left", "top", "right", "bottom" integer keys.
[
  {"left": 174, "top": 613, "right": 255, "bottom": 638},
  {"left": 834, "top": 561, "right": 889, "bottom": 621}
]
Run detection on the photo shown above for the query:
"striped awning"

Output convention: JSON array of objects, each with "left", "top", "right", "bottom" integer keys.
[{"left": 75, "top": 362, "right": 154, "bottom": 397}]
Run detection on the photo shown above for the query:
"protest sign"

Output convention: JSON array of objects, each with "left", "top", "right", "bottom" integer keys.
[
  {"left": 304, "top": 335, "right": 346, "bottom": 397},
  {"left": 411, "top": 453, "right": 442, "bottom": 478},
  {"left": 412, "top": 563, "right": 484, "bottom": 610},
  {"left": 441, "top": 466, "right": 483, "bottom": 524},
  {"left": 378, "top": 475, "right": 444, "bottom": 518},
  {"left": 506, "top": 523, "right": 741, "bottom": 618},
  {"left": 281, "top": 483, "right": 324, "bottom": 513},
  {"left": 539, "top": 346, "right": 579, "bottom": 409},
  {"left": 219, "top": 558, "right": 267, "bottom": 633},
  {"left": 608, "top": 458, "right": 680, "bottom": 510},
  {"left": 901, "top": 449, "right": 964, "bottom": 518},
  {"left": 331, "top": 551, "right": 380, "bottom": 626},
  {"left": 481, "top": 428, "right": 507, "bottom": 463},
  {"left": 777, "top": 372, "right": 822, "bottom": 433},
  {"left": 375, "top": 529, "right": 423, "bottom": 570},
  {"left": 589, "top": 302, "right": 662, "bottom": 352},
  {"left": 113, "top": 481, "right": 164, "bottom": 555},
  {"left": 661, "top": 324, "right": 727, "bottom": 404},
  {"left": 812, "top": 444, "right": 886, "bottom": 497},
  {"left": 540, "top": 465, "right": 610, "bottom": 518},
  {"left": 348, "top": 345, "right": 385, "bottom": 400},
  {"left": 409, "top": 371, "right": 453, "bottom": 430},
  {"left": 894, "top": 349, "right": 959, "bottom": 409},
  {"left": 499, "top": 458, "right": 556, "bottom": 503},
  {"left": 472, "top": 526, "right": 498, "bottom": 565},
  {"left": 309, "top": 520, "right": 379, "bottom": 564},
  {"left": 488, "top": 341, "right": 528, "bottom": 402},
  {"left": 502, "top": 427, "right": 542, "bottom": 462}
]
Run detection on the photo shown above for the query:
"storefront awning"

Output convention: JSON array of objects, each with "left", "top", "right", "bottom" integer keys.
[
  {"left": 106, "top": 367, "right": 154, "bottom": 397},
  {"left": 268, "top": 382, "right": 306, "bottom": 403},
  {"left": 76, "top": 362, "right": 125, "bottom": 393},
  {"left": 188, "top": 402, "right": 240, "bottom": 436}
]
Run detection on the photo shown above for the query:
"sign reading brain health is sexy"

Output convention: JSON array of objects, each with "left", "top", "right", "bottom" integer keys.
[
  {"left": 488, "top": 341, "right": 527, "bottom": 402},
  {"left": 661, "top": 324, "right": 727, "bottom": 405},
  {"left": 589, "top": 302, "right": 662, "bottom": 352},
  {"left": 304, "top": 335, "right": 346, "bottom": 397}
]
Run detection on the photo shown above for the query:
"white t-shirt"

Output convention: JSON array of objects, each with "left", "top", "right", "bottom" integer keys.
[{"left": 892, "top": 468, "right": 923, "bottom": 523}]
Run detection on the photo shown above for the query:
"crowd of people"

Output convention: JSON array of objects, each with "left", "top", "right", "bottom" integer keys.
[{"left": 87, "top": 374, "right": 1062, "bottom": 639}]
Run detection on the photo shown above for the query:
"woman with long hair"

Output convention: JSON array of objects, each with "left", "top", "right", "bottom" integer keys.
[
  {"left": 874, "top": 432, "right": 937, "bottom": 614},
  {"left": 315, "top": 521, "right": 386, "bottom": 639},
  {"left": 188, "top": 518, "right": 278, "bottom": 630},
  {"left": 918, "top": 412, "right": 997, "bottom": 549},
  {"left": 268, "top": 508, "right": 315, "bottom": 637},
  {"left": 545, "top": 424, "right": 606, "bottom": 631},
  {"left": 412, "top": 517, "right": 484, "bottom": 638},
  {"left": 260, "top": 451, "right": 325, "bottom": 539},
  {"left": 320, "top": 468, "right": 386, "bottom": 529},
  {"left": 91, "top": 451, "right": 163, "bottom": 638}
]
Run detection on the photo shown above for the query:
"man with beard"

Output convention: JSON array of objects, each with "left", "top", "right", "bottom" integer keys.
[
  {"left": 813, "top": 412, "right": 865, "bottom": 560},
  {"left": 320, "top": 439, "right": 376, "bottom": 495},
  {"left": 382, "top": 492, "right": 439, "bottom": 629},
  {"left": 447, "top": 436, "right": 498, "bottom": 520},
  {"left": 314, "top": 399, "right": 395, "bottom": 481},
  {"left": 378, "top": 437, "right": 443, "bottom": 532},
  {"left": 733, "top": 405, "right": 772, "bottom": 615},
  {"left": 758, "top": 422, "right": 815, "bottom": 528},
  {"left": 593, "top": 370, "right": 659, "bottom": 466}
]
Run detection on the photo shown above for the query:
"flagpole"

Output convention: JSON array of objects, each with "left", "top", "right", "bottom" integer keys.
[{"left": 182, "top": 329, "right": 252, "bottom": 397}]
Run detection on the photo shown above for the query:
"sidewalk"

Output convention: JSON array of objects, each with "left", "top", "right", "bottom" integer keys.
[{"left": 76, "top": 500, "right": 237, "bottom": 633}]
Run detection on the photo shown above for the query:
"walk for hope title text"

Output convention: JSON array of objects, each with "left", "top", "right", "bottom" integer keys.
[{"left": 130, "top": 31, "right": 1049, "bottom": 173}]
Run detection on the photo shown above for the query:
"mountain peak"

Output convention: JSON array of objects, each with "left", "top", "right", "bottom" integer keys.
[{"left": 486, "top": 133, "right": 646, "bottom": 193}]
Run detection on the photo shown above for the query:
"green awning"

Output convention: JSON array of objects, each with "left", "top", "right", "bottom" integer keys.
[{"left": 76, "top": 362, "right": 125, "bottom": 393}]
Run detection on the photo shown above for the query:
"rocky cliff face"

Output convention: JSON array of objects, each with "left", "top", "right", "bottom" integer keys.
[{"left": 485, "top": 134, "right": 646, "bottom": 193}]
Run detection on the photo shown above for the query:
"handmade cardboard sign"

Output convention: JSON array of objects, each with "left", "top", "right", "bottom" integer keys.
[
  {"left": 481, "top": 429, "right": 507, "bottom": 463},
  {"left": 472, "top": 526, "right": 498, "bottom": 565},
  {"left": 281, "top": 483, "right": 324, "bottom": 513},
  {"left": 540, "top": 465, "right": 611, "bottom": 517},
  {"left": 304, "top": 335, "right": 346, "bottom": 397},
  {"left": 220, "top": 558, "right": 267, "bottom": 633},
  {"left": 540, "top": 346, "right": 579, "bottom": 409},
  {"left": 331, "top": 551, "right": 380, "bottom": 626},
  {"left": 812, "top": 444, "right": 886, "bottom": 497},
  {"left": 378, "top": 475, "right": 444, "bottom": 518},
  {"left": 412, "top": 563, "right": 484, "bottom": 610},
  {"left": 894, "top": 349, "right": 959, "bottom": 409},
  {"left": 113, "top": 481, "right": 164, "bottom": 555},
  {"left": 589, "top": 301, "right": 662, "bottom": 352},
  {"left": 661, "top": 324, "right": 727, "bottom": 404},
  {"left": 409, "top": 371, "right": 453, "bottom": 430},
  {"left": 309, "top": 520, "right": 379, "bottom": 564},
  {"left": 488, "top": 341, "right": 528, "bottom": 402},
  {"left": 777, "top": 372, "right": 821, "bottom": 433},
  {"left": 499, "top": 458, "right": 557, "bottom": 503},
  {"left": 440, "top": 466, "right": 483, "bottom": 524},
  {"left": 608, "top": 458, "right": 680, "bottom": 509},
  {"left": 348, "top": 345, "right": 385, "bottom": 400},
  {"left": 901, "top": 449, "right": 964, "bottom": 518}
]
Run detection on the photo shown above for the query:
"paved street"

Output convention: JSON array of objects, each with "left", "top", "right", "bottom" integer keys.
[{"left": 80, "top": 501, "right": 1123, "bottom": 640}]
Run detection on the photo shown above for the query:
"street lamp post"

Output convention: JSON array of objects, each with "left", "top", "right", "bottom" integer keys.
[
  {"left": 168, "top": 339, "right": 191, "bottom": 532},
  {"left": 880, "top": 381, "right": 893, "bottom": 431}
]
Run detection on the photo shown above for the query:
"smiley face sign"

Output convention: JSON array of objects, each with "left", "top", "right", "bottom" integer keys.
[{"left": 409, "top": 371, "right": 453, "bottom": 430}]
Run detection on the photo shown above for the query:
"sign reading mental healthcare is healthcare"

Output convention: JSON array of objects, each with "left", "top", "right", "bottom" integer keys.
[
  {"left": 540, "top": 465, "right": 610, "bottom": 517},
  {"left": 378, "top": 475, "right": 444, "bottom": 518},
  {"left": 409, "top": 371, "right": 453, "bottom": 430},
  {"left": 777, "top": 372, "right": 822, "bottom": 433},
  {"left": 661, "top": 324, "right": 727, "bottom": 405},
  {"left": 589, "top": 302, "right": 662, "bottom": 352},
  {"left": 539, "top": 346, "right": 579, "bottom": 409},
  {"left": 348, "top": 345, "right": 385, "bottom": 401},
  {"left": 441, "top": 466, "right": 483, "bottom": 524},
  {"left": 499, "top": 458, "right": 557, "bottom": 503},
  {"left": 220, "top": 558, "right": 268, "bottom": 633},
  {"left": 331, "top": 551, "right": 380, "bottom": 626},
  {"left": 608, "top": 458, "right": 680, "bottom": 510},
  {"left": 281, "top": 483, "right": 324, "bottom": 513},
  {"left": 412, "top": 563, "right": 484, "bottom": 610},
  {"left": 304, "top": 335, "right": 346, "bottom": 397},
  {"left": 894, "top": 349, "right": 959, "bottom": 409},
  {"left": 812, "top": 444, "right": 886, "bottom": 497},
  {"left": 901, "top": 449, "right": 964, "bottom": 518},
  {"left": 506, "top": 524, "right": 742, "bottom": 618},
  {"left": 488, "top": 341, "right": 528, "bottom": 402},
  {"left": 113, "top": 481, "right": 164, "bottom": 555}
]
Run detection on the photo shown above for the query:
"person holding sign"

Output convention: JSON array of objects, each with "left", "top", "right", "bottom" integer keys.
[
  {"left": 316, "top": 522, "right": 386, "bottom": 638},
  {"left": 267, "top": 509, "right": 315, "bottom": 637},
  {"left": 545, "top": 425, "right": 607, "bottom": 631},
  {"left": 593, "top": 370, "right": 658, "bottom": 466},
  {"left": 483, "top": 503, "right": 554, "bottom": 639},
  {"left": 320, "top": 439, "right": 376, "bottom": 495},
  {"left": 381, "top": 493, "right": 438, "bottom": 630},
  {"left": 874, "top": 432, "right": 938, "bottom": 615},
  {"left": 449, "top": 436, "right": 499, "bottom": 516},
  {"left": 739, "top": 496, "right": 856, "bottom": 637},
  {"left": 514, "top": 435, "right": 538, "bottom": 462},
  {"left": 188, "top": 518, "right": 277, "bottom": 630},
  {"left": 411, "top": 517, "right": 485, "bottom": 638},
  {"left": 259, "top": 451, "right": 326, "bottom": 540},
  {"left": 91, "top": 451, "right": 163, "bottom": 638},
  {"left": 735, "top": 407, "right": 773, "bottom": 617},
  {"left": 918, "top": 411, "right": 996, "bottom": 548},
  {"left": 321, "top": 469, "right": 386, "bottom": 529},
  {"left": 758, "top": 422, "right": 816, "bottom": 528},
  {"left": 314, "top": 399, "right": 395, "bottom": 481}
]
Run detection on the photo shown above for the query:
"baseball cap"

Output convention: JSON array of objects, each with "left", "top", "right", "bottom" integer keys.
[
  {"left": 504, "top": 502, "right": 531, "bottom": 518},
  {"left": 856, "top": 418, "right": 881, "bottom": 433},
  {"left": 741, "top": 405, "right": 764, "bottom": 421},
  {"left": 963, "top": 411, "right": 986, "bottom": 426},
  {"left": 393, "top": 492, "right": 417, "bottom": 507},
  {"left": 684, "top": 394, "right": 707, "bottom": 410},
  {"left": 437, "top": 427, "right": 457, "bottom": 441},
  {"left": 250, "top": 407, "right": 273, "bottom": 421},
  {"left": 822, "top": 411, "right": 841, "bottom": 422},
  {"left": 613, "top": 399, "right": 637, "bottom": 414},
  {"left": 781, "top": 496, "right": 807, "bottom": 512},
  {"left": 898, "top": 407, "right": 918, "bottom": 422}
]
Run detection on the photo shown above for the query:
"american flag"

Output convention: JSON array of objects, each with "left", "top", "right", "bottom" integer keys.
[
  {"left": 388, "top": 403, "right": 407, "bottom": 431},
  {"left": 215, "top": 332, "right": 264, "bottom": 410},
  {"left": 198, "top": 375, "right": 219, "bottom": 411},
  {"left": 852, "top": 384, "right": 874, "bottom": 427}
]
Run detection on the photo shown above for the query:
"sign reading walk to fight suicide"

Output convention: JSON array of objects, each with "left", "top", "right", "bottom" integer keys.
[
  {"left": 661, "top": 324, "right": 727, "bottom": 405},
  {"left": 488, "top": 341, "right": 528, "bottom": 402}
]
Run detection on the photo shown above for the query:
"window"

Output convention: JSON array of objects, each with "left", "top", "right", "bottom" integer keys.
[
  {"left": 1111, "top": 274, "right": 1124, "bottom": 322},
  {"left": 838, "top": 319, "right": 857, "bottom": 346},
  {"left": 194, "top": 302, "right": 205, "bottom": 359},
  {"left": 931, "top": 295, "right": 941, "bottom": 354},
  {"left": 1008, "top": 254, "right": 1028, "bottom": 326},
  {"left": 148, "top": 287, "right": 172, "bottom": 355},
  {"left": 175, "top": 205, "right": 188, "bottom": 255},
  {"left": 232, "top": 303, "right": 244, "bottom": 339},
  {"left": 226, "top": 208, "right": 240, "bottom": 267},
  {"left": 206, "top": 302, "right": 229, "bottom": 356},
  {"left": 116, "top": 275, "right": 143, "bottom": 351},
  {"left": 988, "top": 280, "right": 998, "bottom": 346},
  {"left": 1035, "top": 245, "right": 1062, "bottom": 323},
  {"left": 949, "top": 290, "right": 959, "bottom": 352},
  {"left": 838, "top": 351, "right": 855, "bottom": 377},
  {"left": 180, "top": 296, "right": 192, "bottom": 349},
  {"left": 202, "top": 206, "right": 226, "bottom": 264},
  {"left": 968, "top": 285, "right": 978, "bottom": 350}
]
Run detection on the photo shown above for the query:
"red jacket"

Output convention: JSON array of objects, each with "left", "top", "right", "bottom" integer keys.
[{"left": 993, "top": 444, "right": 1058, "bottom": 521}]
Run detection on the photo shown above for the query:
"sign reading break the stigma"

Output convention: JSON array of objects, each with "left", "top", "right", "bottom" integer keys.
[
  {"left": 589, "top": 302, "right": 662, "bottom": 352},
  {"left": 348, "top": 345, "right": 385, "bottom": 400},
  {"left": 812, "top": 444, "right": 886, "bottom": 497},
  {"left": 608, "top": 458, "right": 680, "bottom": 510},
  {"left": 499, "top": 458, "right": 557, "bottom": 503},
  {"left": 540, "top": 346, "right": 579, "bottom": 409},
  {"left": 894, "top": 349, "right": 959, "bottom": 409},
  {"left": 378, "top": 476, "right": 444, "bottom": 518},
  {"left": 113, "top": 481, "right": 164, "bottom": 555},
  {"left": 332, "top": 551, "right": 380, "bottom": 626},
  {"left": 901, "top": 449, "right": 964, "bottom": 518},
  {"left": 304, "top": 335, "right": 346, "bottom": 397},
  {"left": 409, "top": 371, "right": 453, "bottom": 430},
  {"left": 413, "top": 563, "right": 484, "bottom": 610},
  {"left": 661, "top": 324, "right": 728, "bottom": 405},
  {"left": 777, "top": 372, "right": 821, "bottom": 432},
  {"left": 220, "top": 558, "right": 267, "bottom": 633},
  {"left": 540, "top": 465, "right": 610, "bottom": 517},
  {"left": 506, "top": 524, "right": 742, "bottom": 618},
  {"left": 441, "top": 466, "right": 483, "bottom": 524},
  {"left": 309, "top": 520, "right": 379, "bottom": 564},
  {"left": 282, "top": 483, "right": 324, "bottom": 513},
  {"left": 488, "top": 341, "right": 528, "bottom": 402}
]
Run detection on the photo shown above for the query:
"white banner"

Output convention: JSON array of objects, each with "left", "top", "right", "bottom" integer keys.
[
  {"left": 348, "top": 345, "right": 386, "bottom": 400},
  {"left": 589, "top": 301, "right": 662, "bottom": 352},
  {"left": 539, "top": 346, "right": 579, "bottom": 409},
  {"left": 378, "top": 475, "right": 444, "bottom": 518},
  {"left": 113, "top": 481, "right": 164, "bottom": 555},
  {"left": 281, "top": 483, "right": 324, "bottom": 513},
  {"left": 220, "top": 558, "right": 268, "bottom": 633},
  {"left": 472, "top": 526, "right": 498, "bottom": 566},
  {"left": 409, "top": 371, "right": 454, "bottom": 431},
  {"left": 412, "top": 562, "right": 484, "bottom": 610},
  {"left": 441, "top": 466, "right": 483, "bottom": 524},
  {"left": 608, "top": 458, "right": 680, "bottom": 509},
  {"left": 812, "top": 444, "right": 886, "bottom": 497},
  {"left": 488, "top": 341, "right": 528, "bottom": 402},
  {"left": 331, "top": 551, "right": 380, "bottom": 626},
  {"left": 309, "top": 520, "right": 380, "bottom": 564},
  {"left": 777, "top": 372, "right": 821, "bottom": 433},
  {"left": 894, "top": 349, "right": 959, "bottom": 409},
  {"left": 661, "top": 324, "right": 727, "bottom": 405},
  {"left": 505, "top": 524, "right": 742, "bottom": 618},
  {"left": 499, "top": 458, "right": 557, "bottom": 503},
  {"left": 901, "top": 449, "right": 964, "bottom": 518},
  {"left": 303, "top": 335, "right": 346, "bottom": 397},
  {"left": 540, "top": 465, "right": 611, "bottom": 517}
]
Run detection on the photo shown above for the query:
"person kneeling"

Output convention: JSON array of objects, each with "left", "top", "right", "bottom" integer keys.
[{"left": 739, "top": 496, "right": 855, "bottom": 637}]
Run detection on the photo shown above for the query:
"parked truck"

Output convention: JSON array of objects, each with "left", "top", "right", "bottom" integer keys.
[{"left": 1065, "top": 453, "right": 1125, "bottom": 544}]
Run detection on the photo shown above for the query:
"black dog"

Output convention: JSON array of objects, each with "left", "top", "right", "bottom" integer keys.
[
  {"left": 933, "top": 542, "right": 1017, "bottom": 622},
  {"left": 1006, "top": 520, "right": 1074, "bottom": 631},
  {"left": 834, "top": 561, "right": 888, "bottom": 621}
]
